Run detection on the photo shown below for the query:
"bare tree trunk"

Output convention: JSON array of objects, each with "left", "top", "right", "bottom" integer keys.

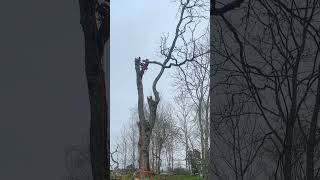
[
  {"left": 133, "top": 0, "right": 204, "bottom": 176},
  {"left": 124, "top": 139, "right": 127, "bottom": 169},
  {"left": 185, "top": 130, "right": 189, "bottom": 173},
  {"left": 151, "top": 140, "right": 155, "bottom": 171},
  {"left": 135, "top": 58, "right": 159, "bottom": 174},
  {"left": 197, "top": 101, "right": 207, "bottom": 179},
  {"left": 78, "top": 1, "right": 109, "bottom": 180},
  {"left": 132, "top": 122, "right": 137, "bottom": 168},
  {"left": 157, "top": 143, "right": 163, "bottom": 174}
]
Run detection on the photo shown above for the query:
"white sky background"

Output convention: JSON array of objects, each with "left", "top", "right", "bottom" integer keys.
[{"left": 110, "top": 0, "right": 209, "bottom": 158}]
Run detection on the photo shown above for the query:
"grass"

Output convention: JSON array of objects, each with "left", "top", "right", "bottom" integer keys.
[
  {"left": 119, "top": 174, "right": 203, "bottom": 180},
  {"left": 155, "top": 175, "right": 202, "bottom": 180}
]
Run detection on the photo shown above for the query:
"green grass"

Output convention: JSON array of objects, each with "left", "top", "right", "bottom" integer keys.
[
  {"left": 119, "top": 174, "right": 202, "bottom": 180},
  {"left": 155, "top": 175, "right": 202, "bottom": 180}
]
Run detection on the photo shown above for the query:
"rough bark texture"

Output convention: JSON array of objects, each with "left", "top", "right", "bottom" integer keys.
[
  {"left": 135, "top": 58, "right": 158, "bottom": 175},
  {"left": 78, "top": 0, "right": 110, "bottom": 180}
]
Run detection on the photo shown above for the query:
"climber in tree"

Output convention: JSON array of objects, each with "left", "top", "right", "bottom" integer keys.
[{"left": 140, "top": 59, "right": 149, "bottom": 79}]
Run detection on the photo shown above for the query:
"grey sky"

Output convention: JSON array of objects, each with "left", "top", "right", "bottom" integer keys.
[{"left": 110, "top": 0, "right": 180, "bottom": 147}]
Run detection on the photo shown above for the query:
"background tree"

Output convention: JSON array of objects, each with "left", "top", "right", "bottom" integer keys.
[
  {"left": 150, "top": 102, "right": 177, "bottom": 174},
  {"left": 211, "top": 0, "right": 320, "bottom": 179},
  {"left": 128, "top": 109, "right": 139, "bottom": 169},
  {"left": 173, "top": 38, "right": 210, "bottom": 179},
  {"left": 174, "top": 95, "right": 194, "bottom": 174},
  {"left": 187, "top": 149, "right": 202, "bottom": 175},
  {"left": 119, "top": 126, "right": 129, "bottom": 170}
]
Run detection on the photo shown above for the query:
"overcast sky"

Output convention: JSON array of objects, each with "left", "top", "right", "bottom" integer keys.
[{"left": 110, "top": 0, "right": 180, "bottom": 148}]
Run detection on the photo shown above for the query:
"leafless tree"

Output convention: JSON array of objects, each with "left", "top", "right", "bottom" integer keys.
[
  {"left": 128, "top": 109, "right": 139, "bottom": 169},
  {"left": 110, "top": 146, "right": 119, "bottom": 171},
  {"left": 134, "top": 0, "right": 208, "bottom": 178},
  {"left": 174, "top": 95, "right": 194, "bottom": 173},
  {"left": 119, "top": 126, "right": 129, "bottom": 169},
  {"left": 78, "top": 0, "right": 109, "bottom": 180},
  {"left": 211, "top": 0, "right": 320, "bottom": 179},
  {"left": 150, "top": 103, "right": 177, "bottom": 174},
  {"left": 173, "top": 36, "right": 210, "bottom": 179}
]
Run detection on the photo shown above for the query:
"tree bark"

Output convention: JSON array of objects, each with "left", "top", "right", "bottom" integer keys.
[
  {"left": 135, "top": 58, "right": 153, "bottom": 173},
  {"left": 78, "top": 0, "right": 109, "bottom": 180}
]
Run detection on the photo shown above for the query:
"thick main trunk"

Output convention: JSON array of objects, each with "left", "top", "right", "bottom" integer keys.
[
  {"left": 135, "top": 58, "right": 149, "bottom": 171},
  {"left": 138, "top": 122, "right": 152, "bottom": 171},
  {"left": 135, "top": 58, "right": 158, "bottom": 175},
  {"left": 79, "top": 1, "right": 109, "bottom": 180},
  {"left": 85, "top": 32, "right": 108, "bottom": 180}
]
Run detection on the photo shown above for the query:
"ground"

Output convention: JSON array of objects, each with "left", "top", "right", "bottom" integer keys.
[{"left": 118, "top": 174, "right": 203, "bottom": 180}]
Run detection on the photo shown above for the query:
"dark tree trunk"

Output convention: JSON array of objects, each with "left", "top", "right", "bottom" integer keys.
[{"left": 78, "top": 0, "right": 110, "bottom": 180}]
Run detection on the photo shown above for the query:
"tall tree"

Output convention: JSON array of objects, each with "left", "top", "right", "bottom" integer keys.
[
  {"left": 78, "top": 0, "right": 110, "bottom": 180},
  {"left": 134, "top": 0, "right": 207, "bottom": 178},
  {"left": 174, "top": 95, "right": 193, "bottom": 173},
  {"left": 151, "top": 103, "right": 178, "bottom": 174},
  {"left": 128, "top": 109, "right": 139, "bottom": 169},
  {"left": 173, "top": 46, "right": 210, "bottom": 179}
]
